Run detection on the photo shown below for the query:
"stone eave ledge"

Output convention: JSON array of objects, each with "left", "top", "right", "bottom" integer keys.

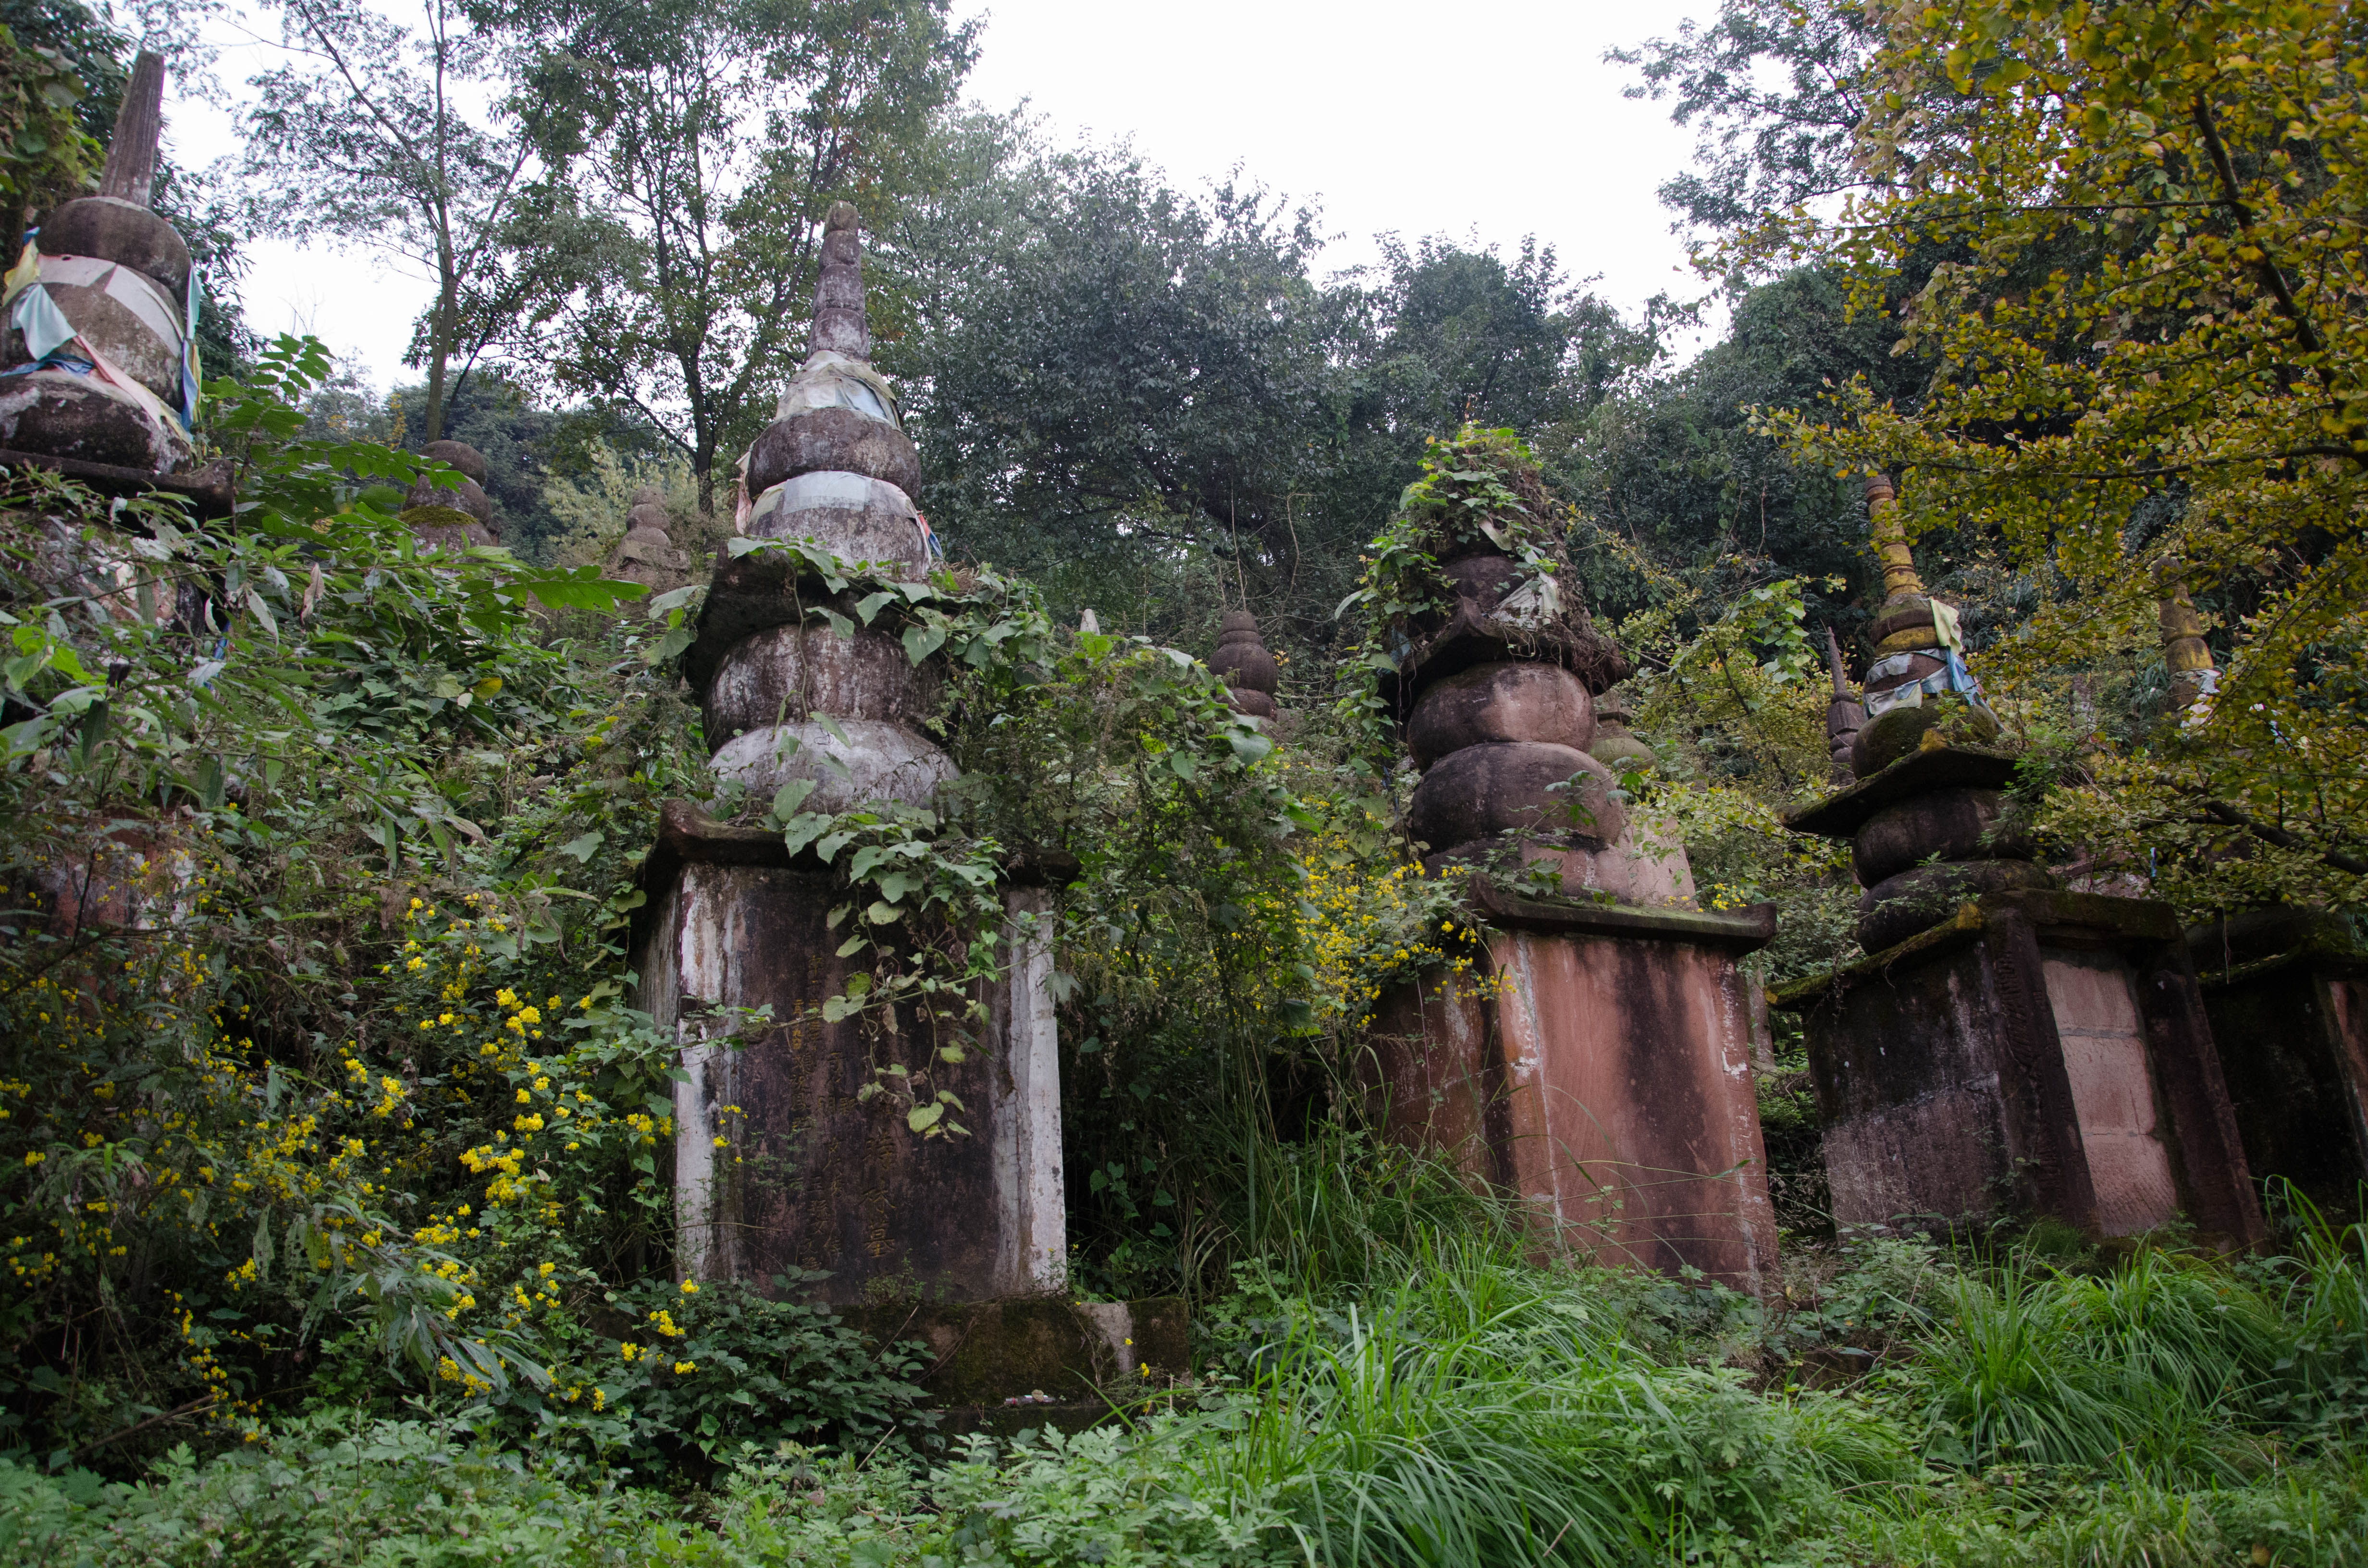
[
  {"left": 1466, "top": 875, "right": 1776, "bottom": 952},
  {"left": 637, "top": 799, "right": 1078, "bottom": 894},
  {"left": 1781, "top": 744, "right": 2023, "bottom": 841},
  {"left": 1769, "top": 888, "right": 2186, "bottom": 1012}
]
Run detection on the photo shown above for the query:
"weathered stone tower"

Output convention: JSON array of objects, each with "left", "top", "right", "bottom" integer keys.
[
  {"left": 1211, "top": 611, "right": 1278, "bottom": 718},
  {"left": 604, "top": 485, "right": 691, "bottom": 596},
  {"left": 400, "top": 439, "right": 500, "bottom": 551},
  {"left": 1775, "top": 478, "right": 2262, "bottom": 1246},
  {"left": 635, "top": 205, "right": 1062, "bottom": 1306},
  {"left": 2, "top": 52, "right": 197, "bottom": 475},
  {"left": 1363, "top": 432, "right": 1779, "bottom": 1293}
]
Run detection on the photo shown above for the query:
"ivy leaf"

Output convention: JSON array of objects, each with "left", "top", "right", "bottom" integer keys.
[
  {"left": 902, "top": 621, "right": 948, "bottom": 664},
  {"left": 771, "top": 779, "right": 816, "bottom": 821},
  {"left": 907, "top": 1103, "right": 944, "bottom": 1134},
  {"left": 780, "top": 812, "right": 831, "bottom": 857}
]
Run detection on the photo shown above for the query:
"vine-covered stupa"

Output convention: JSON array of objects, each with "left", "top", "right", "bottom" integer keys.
[
  {"left": 635, "top": 206, "right": 1071, "bottom": 1314},
  {"left": 1362, "top": 429, "right": 1780, "bottom": 1294}
]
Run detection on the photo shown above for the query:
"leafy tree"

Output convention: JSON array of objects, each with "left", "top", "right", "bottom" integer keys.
[
  {"left": 1611, "top": 0, "right": 1886, "bottom": 255},
  {"left": 901, "top": 147, "right": 1357, "bottom": 636},
  {"left": 1353, "top": 234, "right": 1656, "bottom": 439},
  {"left": 490, "top": 0, "right": 977, "bottom": 512},
  {"left": 0, "top": 20, "right": 102, "bottom": 223},
  {"left": 1757, "top": 0, "right": 2368, "bottom": 910},
  {"left": 237, "top": 0, "right": 543, "bottom": 443},
  {"left": 1560, "top": 267, "right": 1927, "bottom": 637}
]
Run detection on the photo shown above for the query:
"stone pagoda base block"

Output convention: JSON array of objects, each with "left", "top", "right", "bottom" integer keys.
[
  {"left": 633, "top": 803, "right": 1064, "bottom": 1305},
  {"left": 2190, "top": 907, "right": 2368, "bottom": 1211},
  {"left": 1776, "top": 891, "right": 2265, "bottom": 1247},
  {"left": 1369, "top": 882, "right": 1781, "bottom": 1294}
]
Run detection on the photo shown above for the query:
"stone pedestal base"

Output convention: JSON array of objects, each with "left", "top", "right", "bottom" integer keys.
[
  {"left": 1776, "top": 891, "right": 2265, "bottom": 1246},
  {"left": 2191, "top": 908, "right": 2368, "bottom": 1211},
  {"left": 1368, "top": 882, "right": 1782, "bottom": 1294},
  {"left": 634, "top": 803, "right": 1064, "bottom": 1304}
]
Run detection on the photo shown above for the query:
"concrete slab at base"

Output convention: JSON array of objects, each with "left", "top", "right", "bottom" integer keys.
[
  {"left": 1775, "top": 891, "right": 2265, "bottom": 1247},
  {"left": 1368, "top": 881, "right": 1782, "bottom": 1294},
  {"left": 851, "top": 1296, "right": 1189, "bottom": 1409}
]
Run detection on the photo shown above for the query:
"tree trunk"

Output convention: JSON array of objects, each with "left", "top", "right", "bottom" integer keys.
[{"left": 423, "top": 273, "right": 457, "bottom": 443}]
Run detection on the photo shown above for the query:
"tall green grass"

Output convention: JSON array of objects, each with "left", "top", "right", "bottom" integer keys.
[
  {"left": 1179, "top": 1236, "right": 1914, "bottom": 1564},
  {"left": 1913, "top": 1244, "right": 2288, "bottom": 1477}
]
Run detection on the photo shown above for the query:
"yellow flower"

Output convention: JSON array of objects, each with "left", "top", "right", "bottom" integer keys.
[
  {"left": 679, "top": 1278, "right": 699, "bottom": 1294},
  {"left": 673, "top": 1360, "right": 695, "bottom": 1375}
]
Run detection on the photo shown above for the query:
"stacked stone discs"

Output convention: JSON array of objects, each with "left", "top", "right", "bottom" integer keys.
[
  {"left": 1211, "top": 611, "right": 1279, "bottom": 717},
  {"left": 689, "top": 203, "right": 952, "bottom": 813},
  {"left": 606, "top": 485, "right": 692, "bottom": 595},
  {"left": 401, "top": 440, "right": 500, "bottom": 550},
  {"left": 1370, "top": 445, "right": 1632, "bottom": 872},
  {"left": 0, "top": 52, "right": 196, "bottom": 472}
]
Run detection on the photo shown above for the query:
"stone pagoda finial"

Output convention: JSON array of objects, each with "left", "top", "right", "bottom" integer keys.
[
  {"left": 809, "top": 201, "right": 871, "bottom": 361},
  {"left": 1848, "top": 473, "right": 1998, "bottom": 777},
  {"left": 99, "top": 51, "right": 166, "bottom": 206},
  {"left": 1824, "top": 626, "right": 1865, "bottom": 784},
  {"left": 1212, "top": 611, "right": 1278, "bottom": 718},
  {"left": 2156, "top": 557, "right": 2219, "bottom": 721}
]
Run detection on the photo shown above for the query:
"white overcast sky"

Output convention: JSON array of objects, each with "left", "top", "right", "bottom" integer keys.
[{"left": 166, "top": 0, "right": 1719, "bottom": 389}]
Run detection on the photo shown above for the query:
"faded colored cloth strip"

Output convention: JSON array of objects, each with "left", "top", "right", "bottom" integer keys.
[
  {"left": 7, "top": 277, "right": 188, "bottom": 441},
  {"left": 1862, "top": 646, "right": 1996, "bottom": 722}
]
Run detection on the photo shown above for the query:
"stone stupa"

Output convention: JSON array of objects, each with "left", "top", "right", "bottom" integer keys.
[
  {"left": 1, "top": 52, "right": 198, "bottom": 477},
  {"left": 604, "top": 485, "right": 691, "bottom": 596},
  {"left": 689, "top": 203, "right": 951, "bottom": 812}
]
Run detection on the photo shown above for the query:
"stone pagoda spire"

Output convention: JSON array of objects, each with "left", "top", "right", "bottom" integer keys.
[
  {"left": 2157, "top": 558, "right": 2219, "bottom": 720},
  {"left": 1, "top": 50, "right": 199, "bottom": 475},
  {"left": 1848, "top": 474, "right": 2000, "bottom": 774},
  {"left": 1787, "top": 475, "right": 2040, "bottom": 952},
  {"left": 1823, "top": 627, "right": 1864, "bottom": 785},
  {"left": 690, "top": 201, "right": 949, "bottom": 809}
]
